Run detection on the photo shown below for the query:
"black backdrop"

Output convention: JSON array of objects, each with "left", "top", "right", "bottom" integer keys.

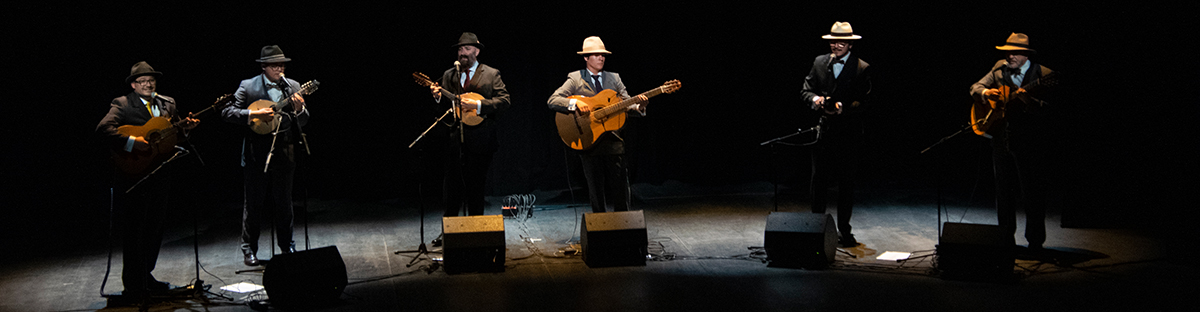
[{"left": 4, "top": 3, "right": 1195, "bottom": 228}]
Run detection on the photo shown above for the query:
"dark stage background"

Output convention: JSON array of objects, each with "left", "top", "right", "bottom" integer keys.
[{"left": 3, "top": 3, "right": 1195, "bottom": 229}]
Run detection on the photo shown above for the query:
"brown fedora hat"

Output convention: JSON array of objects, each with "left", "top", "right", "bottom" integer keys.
[
  {"left": 821, "top": 22, "right": 862, "bottom": 40},
  {"left": 452, "top": 32, "right": 484, "bottom": 49},
  {"left": 256, "top": 45, "right": 292, "bottom": 63},
  {"left": 125, "top": 61, "right": 162, "bottom": 83},
  {"left": 995, "top": 33, "right": 1036, "bottom": 54}
]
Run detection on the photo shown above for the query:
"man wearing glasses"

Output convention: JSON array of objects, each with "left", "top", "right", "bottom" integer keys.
[
  {"left": 800, "top": 22, "right": 872, "bottom": 248},
  {"left": 221, "top": 45, "right": 309, "bottom": 266},
  {"left": 96, "top": 61, "right": 199, "bottom": 300}
]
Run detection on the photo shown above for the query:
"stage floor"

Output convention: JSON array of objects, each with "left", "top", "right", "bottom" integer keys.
[{"left": 1, "top": 182, "right": 1193, "bottom": 311}]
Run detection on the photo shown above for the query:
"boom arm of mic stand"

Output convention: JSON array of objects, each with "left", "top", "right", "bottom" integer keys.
[
  {"left": 409, "top": 108, "right": 454, "bottom": 148},
  {"left": 919, "top": 109, "right": 994, "bottom": 154},
  {"left": 759, "top": 125, "right": 822, "bottom": 146},
  {"left": 126, "top": 148, "right": 190, "bottom": 193}
]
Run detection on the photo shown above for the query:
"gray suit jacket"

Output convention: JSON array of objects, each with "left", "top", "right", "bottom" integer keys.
[{"left": 221, "top": 73, "right": 311, "bottom": 165}]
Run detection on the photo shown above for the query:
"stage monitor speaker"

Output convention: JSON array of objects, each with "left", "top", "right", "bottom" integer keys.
[
  {"left": 764, "top": 212, "right": 836, "bottom": 268},
  {"left": 580, "top": 210, "right": 648, "bottom": 267},
  {"left": 263, "top": 245, "right": 348, "bottom": 307},
  {"left": 937, "top": 222, "right": 1015, "bottom": 280},
  {"left": 442, "top": 215, "right": 505, "bottom": 273}
]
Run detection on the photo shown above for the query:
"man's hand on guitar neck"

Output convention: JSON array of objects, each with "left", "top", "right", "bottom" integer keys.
[
  {"left": 430, "top": 84, "right": 443, "bottom": 101},
  {"left": 289, "top": 94, "right": 306, "bottom": 113},
  {"left": 180, "top": 113, "right": 200, "bottom": 131},
  {"left": 572, "top": 94, "right": 648, "bottom": 115}
]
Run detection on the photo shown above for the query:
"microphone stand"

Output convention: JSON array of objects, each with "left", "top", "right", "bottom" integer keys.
[
  {"left": 396, "top": 107, "right": 458, "bottom": 270},
  {"left": 919, "top": 110, "right": 993, "bottom": 239},
  {"left": 126, "top": 147, "right": 190, "bottom": 193},
  {"left": 397, "top": 72, "right": 466, "bottom": 269},
  {"left": 759, "top": 117, "right": 824, "bottom": 211}
]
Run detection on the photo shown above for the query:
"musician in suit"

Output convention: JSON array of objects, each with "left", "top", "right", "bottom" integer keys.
[
  {"left": 970, "top": 33, "right": 1055, "bottom": 249},
  {"left": 221, "top": 45, "right": 309, "bottom": 266},
  {"left": 428, "top": 32, "right": 512, "bottom": 222},
  {"left": 95, "top": 61, "right": 198, "bottom": 299},
  {"left": 799, "top": 22, "right": 872, "bottom": 247},
  {"left": 547, "top": 36, "right": 648, "bottom": 213}
]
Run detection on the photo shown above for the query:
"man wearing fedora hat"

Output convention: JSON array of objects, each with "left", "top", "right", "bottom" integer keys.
[
  {"left": 96, "top": 61, "right": 199, "bottom": 299},
  {"left": 971, "top": 33, "right": 1056, "bottom": 250},
  {"left": 429, "top": 32, "right": 511, "bottom": 224},
  {"left": 800, "top": 22, "right": 873, "bottom": 248},
  {"left": 548, "top": 36, "right": 649, "bottom": 213},
  {"left": 221, "top": 45, "right": 310, "bottom": 265}
]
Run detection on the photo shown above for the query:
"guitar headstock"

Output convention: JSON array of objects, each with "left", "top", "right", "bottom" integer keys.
[
  {"left": 213, "top": 93, "right": 235, "bottom": 109},
  {"left": 413, "top": 72, "right": 435, "bottom": 87},
  {"left": 660, "top": 79, "right": 682, "bottom": 94},
  {"left": 1037, "top": 72, "right": 1061, "bottom": 87},
  {"left": 299, "top": 80, "right": 320, "bottom": 95}
]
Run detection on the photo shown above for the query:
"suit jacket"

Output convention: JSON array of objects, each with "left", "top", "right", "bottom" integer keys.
[
  {"left": 96, "top": 92, "right": 181, "bottom": 152},
  {"left": 970, "top": 60, "right": 1053, "bottom": 112},
  {"left": 437, "top": 63, "right": 511, "bottom": 154},
  {"left": 221, "top": 74, "right": 311, "bottom": 165},
  {"left": 547, "top": 69, "right": 645, "bottom": 155},
  {"left": 801, "top": 53, "right": 872, "bottom": 137}
]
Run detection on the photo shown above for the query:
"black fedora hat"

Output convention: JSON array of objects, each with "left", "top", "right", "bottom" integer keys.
[
  {"left": 452, "top": 32, "right": 484, "bottom": 49},
  {"left": 256, "top": 45, "right": 292, "bottom": 63},
  {"left": 125, "top": 61, "right": 162, "bottom": 83}
]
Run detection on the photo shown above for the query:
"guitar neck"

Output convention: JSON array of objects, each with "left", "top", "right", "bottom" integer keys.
[{"left": 596, "top": 86, "right": 667, "bottom": 118}]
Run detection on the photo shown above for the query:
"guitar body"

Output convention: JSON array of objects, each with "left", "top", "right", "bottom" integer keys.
[
  {"left": 459, "top": 92, "right": 486, "bottom": 126},
  {"left": 971, "top": 72, "right": 1058, "bottom": 138},
  {"left": 555, "top": 89, "right": 627, "bottom": 151},
  {"left": 249, "top": 99, "right": 281, "bottom": 135},
  {"left": 248, "top": 80, "right": 320, "bottom": 135},
  {"left": 970, "top": 93, "right": 1006, "bottom": 138},
  {"left": 113, "top": 117, "right": 179, "bottom": 177}
]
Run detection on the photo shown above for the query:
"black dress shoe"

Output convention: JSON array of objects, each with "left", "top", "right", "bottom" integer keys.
[
  {"left": 147, "top": 279, "right": 170, "bottom": 293},
  {"left": 839, "top": 234, "right": 858, "bottom": 248},
  {"left": 244, "top": 253, "right": 260, "bottom": 266}
]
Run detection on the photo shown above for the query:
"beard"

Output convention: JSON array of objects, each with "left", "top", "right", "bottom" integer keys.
[{"left": 458, "top": 54, "right": 476, "bottom": 67}]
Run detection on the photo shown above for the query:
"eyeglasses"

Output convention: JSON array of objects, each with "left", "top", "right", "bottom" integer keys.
[
  {"left": 265, "top": 64, "right": 286, "bottom": 70},
  {"left": 134, "top": 78, "right": 157, "bottom": 85},
  {"left": 829, "top": 41, "right": 850, "bottom": 48}
]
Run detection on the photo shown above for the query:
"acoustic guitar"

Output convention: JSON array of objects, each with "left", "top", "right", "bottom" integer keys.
[
  {"left": 970, "top": 72, "right": 1058, "bottom": 138},
  {"left": 412, "top": 72, "right": 485, "bottom": 126},
  {"left": 555, "top": 79, "right": 681, "bottom": 150},
  {"left": 249, "top": 80, "right": 320, "bottom": 135},
  {"left": 113, "top": 94, "right": 234, "bottom": 177}
]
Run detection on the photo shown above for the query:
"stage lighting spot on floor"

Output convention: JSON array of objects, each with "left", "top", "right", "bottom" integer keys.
[
  {"left": 220, "top": 282, "right": 264, "bottom": 293},
  {"left": 876, "top": 251, "right": 911, "bottom": 261}
]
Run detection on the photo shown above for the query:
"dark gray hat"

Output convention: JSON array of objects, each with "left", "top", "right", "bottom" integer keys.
[
  {"left": 125, "top": 61, "right": 162, "bottom": 83},
  {"left": 452, "top": 32, "right": 484, "bottom": 49},
  {"left": 256, "top": 45, "right": 292, "bottom": 63}
]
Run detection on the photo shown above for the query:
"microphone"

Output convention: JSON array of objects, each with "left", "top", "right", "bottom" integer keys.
[
  {"left": 454, "top": 61, "right": 462, "bottom": 72},
  {"left": 152, "top": 92, "right": 170, "bottom": 103}
]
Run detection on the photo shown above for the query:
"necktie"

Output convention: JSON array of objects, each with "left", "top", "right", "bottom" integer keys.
[
  {"left": 463, "top": 69, "right": 472, "bottom": 89},
  {"left": 592, "top": 75, "right": 601, "bottom": 91}
]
